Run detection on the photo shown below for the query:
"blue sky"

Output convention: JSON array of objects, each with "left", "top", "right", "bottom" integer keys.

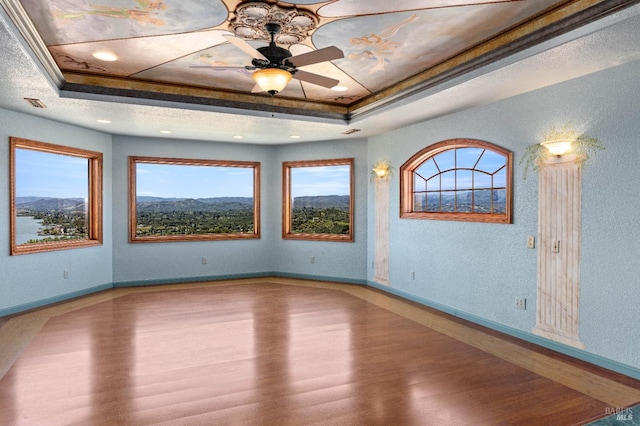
[
  {"left": 16, "top": 149, "right": 88, "bottom": 198},
  {"left": 291, "top": 165, "right": 350, "bottom": 198},
  {"left": 16, "top": 149, "right": 351, "bottom": 200},
  {"left": 136, "top": 163, "right": 255, "bottom": 198}
]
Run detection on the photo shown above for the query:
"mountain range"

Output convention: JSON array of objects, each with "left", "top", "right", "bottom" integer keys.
[
  {"left": 136, "top": 197, "right": 253, "bottom": 213},
  {"left": 293, "top": 195, "right": 350, "bottom": 209},
  {"left": 16, "top": 197, "right": 85, "bottom": 211},
  {"left": 16, "top": 195, "right": 351, "bottom": 213}
]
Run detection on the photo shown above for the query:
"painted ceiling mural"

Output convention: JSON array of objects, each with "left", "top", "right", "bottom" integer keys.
[{"left": 17, "top": 0, "right": 566, "bottom": 106}]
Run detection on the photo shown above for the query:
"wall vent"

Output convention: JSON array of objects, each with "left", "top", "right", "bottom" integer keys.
[
  {"left": 341, "top": 128, "right": 361, "bottom": 135},
  {"left": 24, "top": 98, "right": 46, "bottom": 108}
]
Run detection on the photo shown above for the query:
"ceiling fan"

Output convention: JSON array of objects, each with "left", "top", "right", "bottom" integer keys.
[{"left": 195, "top": 23, "right": 344, "bottom": 96}]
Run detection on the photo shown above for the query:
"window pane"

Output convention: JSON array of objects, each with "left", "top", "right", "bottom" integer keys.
[
  {"left": 284, "top": 159, "right": 353, "bottom": 241},
  {"left": 441, "top": 171, "right": 456, "bottom": 190},
  {"left": 414, "top": 193, "right": 426, "bottom": 212},
  {"left": 473, "top": 189, "right": 493, "bottom": 213},
  {"left": 456, "top": 190, "right": 473, "bottom": 212},
  {"left": 434, "top": 150, "right": 455, "bottom": 171},
  {"left": 494, "top": 167, "right": 507, "bottom": 187},
  {"left": 427, "top": 193, "right": 440, "bottom": 212},
  {"left": 456, "top": 169, "right": 473, "bottom": 190},
  {"left": 416, "top": 158, "right": 439, "bottom": 179},
  {"left": 427, "top": 175, "right": 440, "bottom": 191},
  {"left": 456, "top": 148, "right": 484, "bottom": 169},
  {"left": 414, "top": 174, "right": 426, "bottom": 192},
  {"left": 441, "top": 191, "right": 456, "bottom": 212},
  {"left": 474, "top": 171, "right": 492, "bottom": 189},
  {"left": 15, "top": 149, "right": 89, "bottom": 245},
  {"left": 493, "top": 189, "right": 507, "bottom": 213},
  {"left": 476, "top": 150, "right": 506, "bottom": 174},
  {"left": 130, "top": 157, "right": 259, "bottom": 242}
]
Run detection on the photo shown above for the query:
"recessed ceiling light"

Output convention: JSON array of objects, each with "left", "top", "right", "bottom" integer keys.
[
  {"left": 233, "top": 135, "right": 244, "bottom": 139},
  {"left": 160, "top": 130, "right": 172, "bottom": 134},
  {"left": 93, "top": 51, "right": 118, "bottom": 62},
  {"left": 331, "top": 85, "right": 347, "bottom": 92},
  {"left": 96, "top": 119, "right": 111, "bottom": 124},
  {"left": 290, "top": 135, "right": 301, "bottom": 139}
]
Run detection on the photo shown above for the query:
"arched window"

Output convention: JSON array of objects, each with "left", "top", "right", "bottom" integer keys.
[{"left": 400, "top": 139, "right": 512, "bottom": 223}]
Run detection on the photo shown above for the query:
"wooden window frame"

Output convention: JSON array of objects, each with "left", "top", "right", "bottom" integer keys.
[
  {"left": 282, "top": 158, "right": 354, "bottom": 242},
  {"left": 10, "top": 137, "right": 103, "bottom": 255},
  {"left": 128, "top": 156, "right": 260, "bottom": 243},
  {"left": 400, "top": 139, "right": 512, "bottom": 224}
]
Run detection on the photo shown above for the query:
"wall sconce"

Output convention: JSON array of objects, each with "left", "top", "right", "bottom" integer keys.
[
  {"left": 372, "top": 160, "right": 392, "bottom": 180},
  {"left": 521, "top": 125, "right": 603, "bottom": 179},
  {"left": 540, "top": 138, "right": 574, "bottom": 156}
]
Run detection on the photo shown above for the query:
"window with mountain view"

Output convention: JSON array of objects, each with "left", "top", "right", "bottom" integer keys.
[
  {"left": 282, "top": 158, "right": 354, "bottom": 242},
  {"left": 400, "top": 139, "right": 512, "bottom": 223},
  {"left": 129, "top": 156, "right": 260, "bottom": 242},
  {"left": 10, "top": 137, "right": 103, "bottom": 255}
]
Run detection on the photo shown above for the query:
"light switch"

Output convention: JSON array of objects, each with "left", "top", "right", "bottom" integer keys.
[{"left": 527, "top": 236, "right": 535, "bottom": 249}]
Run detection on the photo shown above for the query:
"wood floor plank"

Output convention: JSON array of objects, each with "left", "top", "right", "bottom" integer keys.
[{"left": 0, "top": 280, "right": 637, "bottom": 425}]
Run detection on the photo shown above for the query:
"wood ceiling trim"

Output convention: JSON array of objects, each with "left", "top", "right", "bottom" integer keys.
[{"left": 61, "top": 72, "right": 350, "bottom": 121}]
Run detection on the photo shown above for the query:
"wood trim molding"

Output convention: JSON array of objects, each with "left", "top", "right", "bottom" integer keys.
[
  {"left": 128, "top": 156, "right": 261, "bottom": 243},
  {"left": 282, "top": 158, "right": 354, "bottom": 242},
  {"left": 400, "top": 139, "right": 513, "bottom": 224},
  {"left": 9, "top": 137, "right": 103, "bottom": 255}
]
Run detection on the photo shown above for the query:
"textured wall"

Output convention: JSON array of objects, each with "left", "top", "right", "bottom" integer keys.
[
  {"left": 1, "top": 58, "right": 637, "bottom": 375},
  {"left": 0, "top": 109, "right": 113, "bottom": 312},
  {"left": 111, "top": 136, "right": 275, "bottom": 284},
  {"left": 367, "top": 59, "right": 640, "bottom": 370},
  {"left": 110, "top": 136, "right": 368, "bottom": 285},
  {"left": 270, "top": 139, "right": 369, "bottom": 282}
]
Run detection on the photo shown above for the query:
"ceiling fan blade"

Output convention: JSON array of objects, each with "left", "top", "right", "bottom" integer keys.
[
  {"left": 189, "top": 65, "right": 245, "bottom": 69},
  {"left": 223, "top": 34, "right": 268, "bottom": 61},
  {"left": 287, "top": 46, "right": 344, "bottom": 67},
  {"left": 251, "top": 83, "right": 263, "bottom": 93},
  {"left": 293, "top": 70, "right": 339, "bottom": 89}
]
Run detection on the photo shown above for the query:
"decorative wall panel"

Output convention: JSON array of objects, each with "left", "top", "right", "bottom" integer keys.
[
  {"left": 533, "top": 156, "right": 584, "bottom": 349},
  {"left": 374, "top": 177, "right": 390, "bottom": 285}
]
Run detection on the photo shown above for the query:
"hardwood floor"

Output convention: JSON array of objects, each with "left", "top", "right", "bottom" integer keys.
[{"left": 1, "top": 278, "right": 638, "bottom": 425}]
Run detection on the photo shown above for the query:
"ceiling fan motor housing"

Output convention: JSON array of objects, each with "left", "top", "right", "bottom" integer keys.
[{"left": 255, "top": 44, "right": 292, "bottom": 67}]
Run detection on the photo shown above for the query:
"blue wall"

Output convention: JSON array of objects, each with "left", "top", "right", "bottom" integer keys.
[
  {"left": 109, "top": 136, "right": 367, "bottom": 286},
  {"left": 270, "top": 139, "right": 368, "bottom": 283},
  {"left": 1, "top": 59, "right": 638, "bottom": 377},
  {"left": 367, "top": 59, "right": 640, "bottom": 374},
  {"left": 110, "top": 136, "right": 276, "bottom": 285},
  {"left": 0, "top": 110, "right": 113, "bottom": 312}
]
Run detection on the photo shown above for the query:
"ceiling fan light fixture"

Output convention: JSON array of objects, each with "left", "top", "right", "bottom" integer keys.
[
  {"left": 252, "top": 68, "right": 292, "bottom": 95},
  {"left": 92, "top": 50, "right": 118, "bottom": 62}
]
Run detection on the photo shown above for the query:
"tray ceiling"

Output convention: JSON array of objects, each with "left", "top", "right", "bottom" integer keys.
[{"left": 1, "top": 0, "right": 635, "bottom": 120}]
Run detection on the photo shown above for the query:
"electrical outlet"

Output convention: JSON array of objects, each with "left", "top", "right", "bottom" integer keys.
[
  {"left": 63, "top": 270, "right": 69, "bottom": 279},
  {"left": 201, "top": 257, "right": 208, "bottom": 265},
  {"left": 310, "top": 256, "right": 315, "bottom": 264},
  {"left": 527, "top": 235, "right": 535, "bottom": 249},
  {"left": 515, "top": 297, "right": 526, "bottom": 310},
  {"left": 411, "top": 271, "right": 416, "bottom": 280}
]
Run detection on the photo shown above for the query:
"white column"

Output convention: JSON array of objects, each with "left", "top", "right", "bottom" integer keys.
[{"left": 532, "top": 155, "right": 584, "bottom": 349}]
